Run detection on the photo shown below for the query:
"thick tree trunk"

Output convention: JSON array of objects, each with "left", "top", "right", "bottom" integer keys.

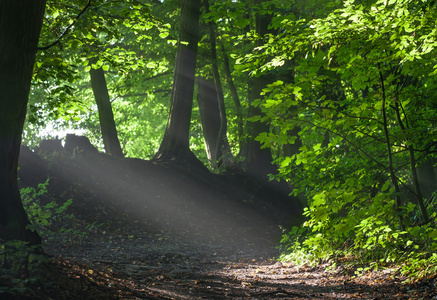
[
  {"left": 0, "top": 0, "right": 46, "bottom": 244},
  {"left": 89, "top": 62, "right": 124, "bottom": 158},
  {"left": 243, "top": 99, "right": 277, "bottom": 182},
  {"left": 154, "top": 0, "right": 201, "bottom": 161},
  {"left": 239, "top": 2, "right": 304, "bottom": 217},
  {"left": 241, "top": 5, "right": 277, "bottom": 183}
]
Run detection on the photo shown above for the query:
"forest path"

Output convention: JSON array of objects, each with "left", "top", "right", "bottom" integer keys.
[
  {"left": 43, "top": 230, "right": 433, "bottom": 299},
  {"left": 17, "top": 148, "right": 436, "bottom": 299}
]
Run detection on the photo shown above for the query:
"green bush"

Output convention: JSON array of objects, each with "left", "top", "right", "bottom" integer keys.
[
  {"left": 20, "top": 178, "right": 75, "bottom": 240},
  {"left": 0, "top": 179, "right": 78, "bottom": 297}
]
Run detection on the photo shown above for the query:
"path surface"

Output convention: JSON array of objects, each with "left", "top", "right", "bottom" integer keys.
[
  {"left": 17, "top": 149, "right": 436, "bottom": 299},
  {"left": 44, "top": 231, "right": 435, "bottom": 299}
]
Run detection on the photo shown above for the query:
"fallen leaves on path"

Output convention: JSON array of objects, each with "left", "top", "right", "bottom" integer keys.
[{"left": 37, "top": 232, "right": 436, "bottom": 299}]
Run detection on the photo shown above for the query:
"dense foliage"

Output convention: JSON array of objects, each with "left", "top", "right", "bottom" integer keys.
[
  {"left": 18, "top": 0, "right": 437, "bottom": 280},
  {"left": 245, "top": 0, "right": 437, "bottom": 279}
]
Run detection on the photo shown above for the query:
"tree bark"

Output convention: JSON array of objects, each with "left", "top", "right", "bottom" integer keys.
[
  {"left": 378, "top": 63, "right": 404, "bottom": 229},
  {"left": 196, "top": 77, "right": 233, "bottom": 168},
  {"left": 0, "top": 0, "right": 46, "bottom": 244},
  {"left": 89, "top": 61, "right": 124, "bottom": 158},
  {"left": 196, "top": 77, "right": 220, "bottom": 166},
  {"left": 154, "top": 0, "right": 201, "bottom": 161},
  {"left": 241, "top": 2, "right": 278, "bottom": 183},
  {"left": 221, "top": 43, "right": 243, "bottom": 152},
  {"left": 198, "top": 0, "right": 233, "bottom": 169},
  {"left": 393, "top": 93, "right": 428, "bottom": 223}
]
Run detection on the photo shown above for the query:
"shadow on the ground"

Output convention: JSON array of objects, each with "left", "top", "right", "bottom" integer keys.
[
  {"left": 14, "top": 147, "right": 436, "bottom": 299},
  {"left": 41, "top": 232, "right": 436, "bottom": 299}
]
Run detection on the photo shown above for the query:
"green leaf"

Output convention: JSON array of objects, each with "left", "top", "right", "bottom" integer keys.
[
  {"left": 159, "top": 32, "right": 169, "bottom": 39},
  {"left": 312, "top": 193, "right": 326, "bottom": 207},
  {"left": 429, "top": 229, "right": 437, "bottom": 239},
  {"left": 280, "top": 157, "right": 292, "bottom": 168}
]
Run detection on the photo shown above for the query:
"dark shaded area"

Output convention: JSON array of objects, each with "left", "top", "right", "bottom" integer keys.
[
  {"left": 18, "top": 136, "right": 300, "bottom": 249},
  {"left": 0, "top": 0, "right": 46, "bottom": 246},
  {"left": 64, "top": 134, "right": 99, "bottom": 154}
]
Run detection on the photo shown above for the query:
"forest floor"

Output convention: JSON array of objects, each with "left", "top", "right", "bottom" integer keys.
[
  {"left": 39, "top": 228, "right": 436, "bottom": 300},
  {"left": 12, "top": 147, "right": 437, "bottom": 299}
]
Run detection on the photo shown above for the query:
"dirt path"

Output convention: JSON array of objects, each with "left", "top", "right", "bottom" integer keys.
[
  {"left": 17, "top": 150, "right": 436, "bottom": 299},
  {"left": 43, "top": 231, "right": 436, "bottom": 299}
]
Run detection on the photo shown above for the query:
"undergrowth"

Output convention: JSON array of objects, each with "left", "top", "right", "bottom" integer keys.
[
  {"left": 0, "top": 240, "right": 48, "bottom": 298},
  {"left": 0, "top": 179, "right": 79, "bottom": 298},
  {"left": 279, "top": 192, "right": 437, "bottom": 282},
  {"left": 21, "top": 179, "right": 77, "bottom": 240}
]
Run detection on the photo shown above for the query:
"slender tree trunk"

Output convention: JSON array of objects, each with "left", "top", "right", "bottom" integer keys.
[
  {"left": 378, "top": 64, "right": 404, "bottom": 229},
  {"left": 200, "top": 0, "right": 233, "bottom": 169},
  {"left": 221, "top": 43, "right": 243, "bottom": 152},
  {"left": 89, "top": 60, "right": 124, "bottom": 158},
  {"left": 154, "top": 0, "right": 201, "bottom": 161},
  {"left": 196, "top": 77, "right": 233, "bottom": 168},
  {"left": 0, "top": 0, "right": 46, "bottom": 244},
  {"left": 393, "top": 93, "right": 429, "bottom": 223},
  {"left": 196, "top": 77, "right": 221, "bottom": 167}
]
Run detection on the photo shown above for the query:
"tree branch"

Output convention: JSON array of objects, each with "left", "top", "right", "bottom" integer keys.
[{"left": 37, "top": 0, "right": 92, "bottom": 51}]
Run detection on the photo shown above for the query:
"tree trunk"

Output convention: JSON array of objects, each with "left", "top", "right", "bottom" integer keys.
[
  {"left": 198, "top": 0, "right": 233, "bottom": 169},
  {"left": 378, "top": 64, "right": 404, "bottom": 229},
  {"left": 196, "top": 77, "right": 220, "bottom": 167},
  {"left": 89, "top": 61, "right": 124, "bottom": 158},
  {"left": 221, "top": 43, "right": 243, "bottom": 152},
  {"left": 417, "top": 158, "right": 437, "bottom": 200},
  {"left": 241, "top": 4, "right": 277, "bottom": 183},
  {"left": 393, "top": 93, "right": 429, "bottom": 223},
  {"left": 196, "top": 77, "right": 232, "bottom": 169},
  {"left": 0, "top": 0, "right": 46, "bottom": 245},
  {"left": 154, "top": 0, "right": 201, "bottom": 161}
]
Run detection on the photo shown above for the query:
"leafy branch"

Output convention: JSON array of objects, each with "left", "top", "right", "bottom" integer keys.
[{"left": 38, "top": 0, "right": 92, "bottom": 51}]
